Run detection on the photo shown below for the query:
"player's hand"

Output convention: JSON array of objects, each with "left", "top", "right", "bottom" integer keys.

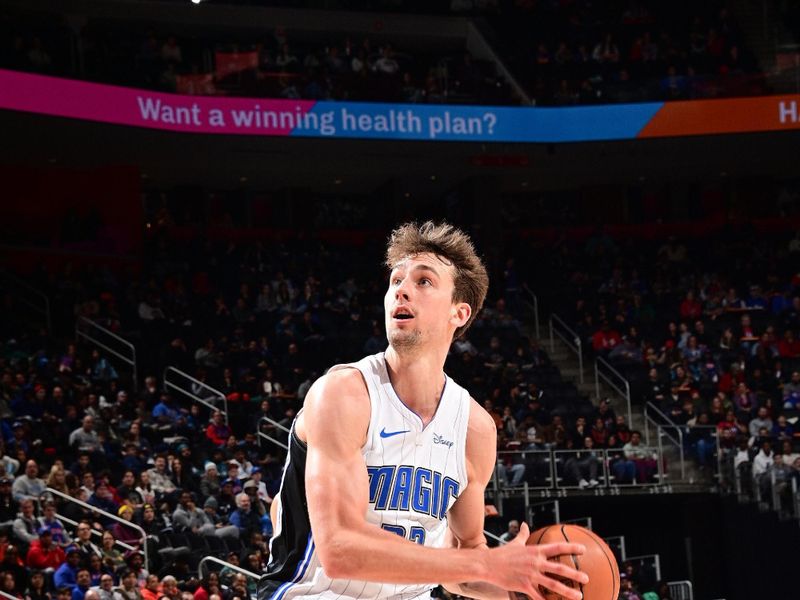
[{"left": 486, "top": 522, "right": 588, "bottom": 600}]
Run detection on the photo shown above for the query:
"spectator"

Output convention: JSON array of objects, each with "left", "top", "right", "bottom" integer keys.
[
  {"left": 73, "top": 521, "right": 102, "bottom": 564},
  {"left": 160, "top": 37, "right": 182, "bottom": 65},
  {"left": 26, "top": 528, "right": 65, "bottom": 572},
  {"left": 12, "top": 461, "right": 46, "bottom": 502},
  {"left": 228, "top": 493, "right": 268, "bottom": 538},
  {"left": 72, "top": 577, "right": 93, "bottom": 600},
  {"left": 621, "top": 431, "right": 658, "bottom": 483},
  {"left": 145, "top": 457, "right": 176, "bottom": 498},
  {"left": 99, "top": 531, "right": 125, "bottom": 572},
  {"left": 54, "top": 547, "right": 82, "bottom": 590},
  {"left": 205, "top": 412, "right": 230, "bottom": 448},
  {"left": 0, "top": 478, "right": 19, "bottom": 529},
  {"left": 25, "top": 570, "right": 50, "bottom": 600},
  {"left": 592, "top": 321, "right": 622, "bottom": 353},
  {"left": 499, "top": 519, "right": 520, "bottom": 543},
  {"left": 1, "top": 545, "right": 27, "bottom": 591},
  {"left": 115, "top": 570, "right": 142, "bottom": 600},
  {"left": 94, "top": 574, "right": 121, "bottom": 600},
  {"left": 373, "top": 46, "right": 399, "bottom": 75},
  {"left": 12, "top": 499, "right": 38, "bottom": 548},
  {"left": 69, "top": 417, "right": 102, "bottom": 454},
  {"left": 565, "top": 437, "right": 601, "bottom": 488},
  {"left": 140, "top": 576, "right": 159, "bottom": 600}
]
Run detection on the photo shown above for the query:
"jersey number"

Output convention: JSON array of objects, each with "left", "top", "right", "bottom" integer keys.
[{"left": 381, "top": 524, "right": 427, "bottom": 545}]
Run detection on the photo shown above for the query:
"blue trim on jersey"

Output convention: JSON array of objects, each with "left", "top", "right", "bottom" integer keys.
[{"left": 271, "top": 533, "right": 315, "bottom": 600}]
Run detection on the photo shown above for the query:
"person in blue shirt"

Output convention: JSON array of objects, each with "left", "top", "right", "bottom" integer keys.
[
  {"left": 71, "top": 569, "right": 91, "bottom": 600},
  {"left": 54, "top": 547, "right": 81, "bottom": 590},
  {"left": 151, "top": 393, "right": 188, "bottom": 434}
]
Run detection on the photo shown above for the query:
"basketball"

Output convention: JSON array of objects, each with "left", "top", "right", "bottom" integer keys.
[{"left": 527, "top": 524, "right": 620, "bottom": 600}]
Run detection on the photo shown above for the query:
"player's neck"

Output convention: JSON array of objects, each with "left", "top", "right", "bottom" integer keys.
[{"left": 384, "top": 346, "right": 446, "bottom": 426}]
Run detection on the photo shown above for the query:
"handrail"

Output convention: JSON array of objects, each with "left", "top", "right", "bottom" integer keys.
[
  {"left": 667, "top": 580, "right": 693, "bottom": 600},
  {"left": 498, "top": 448, "right": 664, "bottom": 488},
  {"left": 549, "top": 313, "right": 583, "bottom": 383},
  {"left": 56, "top": 511, "right": 139, "bottom": 554},
  {"left": 45, "top": 487, "right": 148, "bottom": 569},
  {"left": 644, "top": 401, "right": 687, "bottom": 480},
  {"left": 483, "top": 530, "right": 507, "bottom": 545},
  {"left": 257, "top": 416, "right": 289, "bottom": 451},
  {"left": 603, "top": 535, "right": 627, "bottom": 561},
  {"left": 522, "top": 284, "right": 540, "bottom": 340},
  {"left": 595, "top": 356, "right": 632, "bottom": 428},
  {"left": 0, "top": 269, "right": 51, "bottom": 331},
  {"left": 75, "top": 316, "right": 137, "bottom": 390},
  {"left": 198, "top": 556, "right": 260, "bottom": 580},
  {"left": 164, "top": 366, "right": 228, "bottom": 424},
  {"left": 626, "top": 553, "right": 662, "bottom": 582},
  {"left": 562, "top": 516, "right": 592, "bottom": 530}
]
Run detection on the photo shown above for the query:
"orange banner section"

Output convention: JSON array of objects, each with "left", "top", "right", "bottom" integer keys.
[{"left": 638, "top": 94, "right": 800, "bottom": 138}]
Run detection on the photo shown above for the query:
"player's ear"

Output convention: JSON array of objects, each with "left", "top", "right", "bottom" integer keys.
[{"left": 451, "top": 302, "right": 471, "bottom": 329}]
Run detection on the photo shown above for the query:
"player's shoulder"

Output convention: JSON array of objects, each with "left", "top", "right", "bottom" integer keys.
[
  {"left": 305, "top": 366, "right": 370, "bottom": 409},
  {"left": 466, "top": 396, "right": 499, "bottom": 444}
]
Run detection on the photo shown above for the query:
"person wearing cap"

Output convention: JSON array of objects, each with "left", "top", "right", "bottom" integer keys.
[
  {"left": 246, "top": 468, "right": 271, "bottom": 505},
  {"left": 241, "top": 480, "right": 272, "bottom": 536},
  {"left": 199, "top": 463, "right": 220, "bottom": 498},
  {"left": 230, "top": 449, "right": 253, "bottom": 477},
  {"left": 11, "top": 461, "right": 46, "bottom": 503},
  {"left": 223, "top": 461, "right": 243, "bottom": 489},
  {"left": 54, "top": 547, "right": 82, "bottom": 590},
  {"left": 110, "top": 506, "right": 140, "bottom": 549},
  {"left": 216, "top": 480, "right": 237, "bottom": 519},
  {"left": 26, "top": 526, "right": 65, "bottom": 572},
  {"left": 0, "top": 477, "right": 18, "bottom": 527}
]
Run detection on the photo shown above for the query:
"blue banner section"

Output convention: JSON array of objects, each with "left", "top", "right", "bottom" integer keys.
[{"left": 299, "top": 101, "right": 665, "bottom": 143}]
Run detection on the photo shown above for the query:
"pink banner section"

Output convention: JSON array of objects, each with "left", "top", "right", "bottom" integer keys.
[{"left": 0, "top": 69, "right": 314, "bottom": 135}]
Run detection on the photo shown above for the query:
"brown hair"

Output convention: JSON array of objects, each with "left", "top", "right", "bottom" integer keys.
[{"left": 385, "top": 221, "right": 488, "bottom": 339}]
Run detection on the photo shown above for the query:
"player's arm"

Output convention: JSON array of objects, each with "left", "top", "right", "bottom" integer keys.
[{"left": 441, "top": 399, "right": 588, "bottom": 600}]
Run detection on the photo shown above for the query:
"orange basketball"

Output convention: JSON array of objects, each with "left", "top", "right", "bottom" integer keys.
[{"left": 527, "top": 524, "right": 620, "bottom": 600}]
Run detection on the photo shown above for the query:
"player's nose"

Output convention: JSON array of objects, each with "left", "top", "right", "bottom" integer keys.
[{"left": 394, "top": 279, "right": 411, "bottom": 301}]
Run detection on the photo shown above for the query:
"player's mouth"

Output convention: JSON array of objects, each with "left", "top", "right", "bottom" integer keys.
[{"left": 391, "top": 306, "right": 415, "bottom": 321}]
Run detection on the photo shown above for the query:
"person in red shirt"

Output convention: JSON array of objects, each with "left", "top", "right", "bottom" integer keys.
[
  {"left": 592, "top": 321, "right": 622, "bottom": 353},
  {"left": 205, "top": 411, "right": 231, "bottom": 447},
  {"left": 679, "top": 290, "right": 702, "bottom": 321},
  {"left": 26, "top": 528, "right": 65, "bottom": 571},
  {"left": 778, "top": 329, "right": 800, "bottom": 358}
]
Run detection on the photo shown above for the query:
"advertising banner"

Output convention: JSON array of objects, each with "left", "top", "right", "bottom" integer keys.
[{"left": 1, "top": 69, "right": 798, "bottom": 143}]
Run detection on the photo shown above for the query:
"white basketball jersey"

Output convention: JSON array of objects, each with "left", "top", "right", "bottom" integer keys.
[{"left": 263, "top": 352, "right": 471, "bottom": 600}]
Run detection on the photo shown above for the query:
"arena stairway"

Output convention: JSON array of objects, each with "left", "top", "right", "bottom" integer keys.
[{"left": 545, "top": 336, "right": 711, "bottom": 493}]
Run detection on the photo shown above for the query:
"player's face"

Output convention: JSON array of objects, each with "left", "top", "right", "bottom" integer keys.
[{"left": 384, "top": 253, "right": 467, "bottom": 352}]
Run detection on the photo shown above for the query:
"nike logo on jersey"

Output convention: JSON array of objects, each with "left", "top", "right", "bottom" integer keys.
[{"left": 380, "top": 427, "right": 410, "bottom": 438}]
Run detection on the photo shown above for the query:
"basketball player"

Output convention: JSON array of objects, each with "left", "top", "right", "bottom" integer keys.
[{"left": 260, "top": 222, "right": 588, "bottom": 600}]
